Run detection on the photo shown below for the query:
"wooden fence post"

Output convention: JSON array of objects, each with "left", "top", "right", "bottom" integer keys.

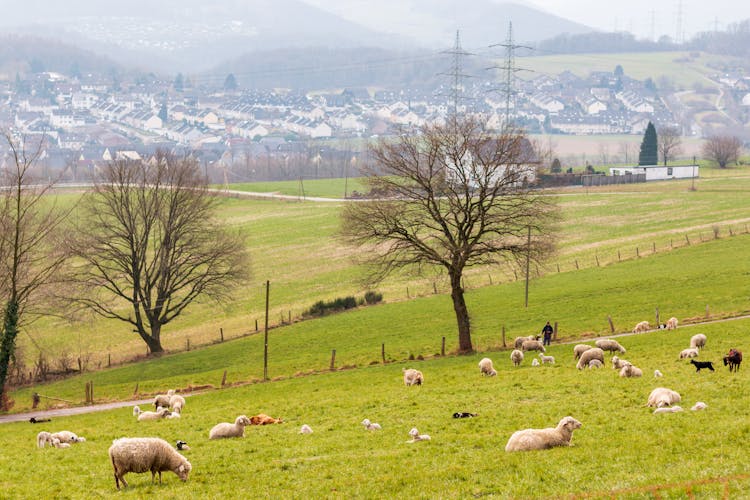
[
  {"left": 89, "top": 381, "right": 93, "bottom": 403},
  {"left": 133, "top": 383, "right": 139, "bottom": 396},
  {"left": 574, "top": 259, "right": 579, "bottom": 270},
  {"left": 513, "top": 269, "right": 518, "bottom": 280},
  {"left": 433, "top": 282, "right": 438, "bottom": 294},
  {"left": 618, "top": 250, "right": 621, "bottom": 262},
  {"left": 502, "top": 325, "right": 506, "bottom": 348},
  {"left": 406, "top": 287, "right": 410, "bottom": 298},
  {"left": 595, "top": 255, "right": 600, "bottom": 267},
  {"left": 330, "top": 349, "right": 336, "bottom": 371},
  {"left": 441, "top": 337, "right": 446, "bottom": 356},
  {"left": 255, "top": 319, "right": 258, "bottom": 331},
  {"left": 652, "top": 242, "right": 656, "bottom": 253},
  {"left": 636, "top": 247, "right": 640, "bottom": 258},
  {"left": 488, "top": 274, "right": 493, "bottom": 285},
  {"left": 607, "top": 315, "right": 615, "bottom": 333},
  {"left": 381, "top": 343, "right": 386, "bottom": 363},
  {"left": 554, "top": 321, "right": 558, "bottom": 341},
  {"left": 186, "top": 338, "right": 190, "bottom": 351},
  {"left": 685, "top": 234, "right": 690, "bottom": 245},
  {"left": 220, "top": 328, "right": 224, "bottom": 342},
  {"left": 655, "top": 307, "right": 660, "bottom": 326},
  {"left": 289, "top": 311, "right": 291, "bottom": 323},
  {"left": 705, "top": 304, "right": 710, "bottom": 319},
  {"left": 108, "top": 353, "right": 111, "bottom": 367},
  {"left": 556, "top": 263, "right": 560, "bottom": 273},
  {"left": 85, "top": 382, "right": 89, "bottom": 403},
  {"left": 221, "top": 370, "right": 227, "bottom": 387}
]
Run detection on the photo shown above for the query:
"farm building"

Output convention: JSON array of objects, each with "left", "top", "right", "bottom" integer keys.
[{"left": 609, "top": 164, "right": 699, "bottom": 181}]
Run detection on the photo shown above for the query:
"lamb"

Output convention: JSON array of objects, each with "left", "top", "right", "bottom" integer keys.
[
  {"left": 587, "top": 359, "right": 603, "bottom": 369},
  {"left": 521, "top": 339, "right": 546, "bottom": 353},
  {"left": 611, "top": 356, "right": 632, "bottom": 370},
  {"left": 595, "top": 339, "right": 626, "bottom": 354},
  {"left": 299, "top": 425, "right": 313, "bottom": 434},
  {"left": 573, "top": 344, "right": 593, "bottom": 360},
  {"left": 654, "top": 369, "right": 663, "bottom": 378},
  {"left": 531, "top": 358, "right": 540, "bottom": 366},
  {"left": 134, "top": 406, "right": 170, "bottom": 421},
  {"left": 36, "top": 431, "right": 53, "bottom": 448},
  {"left": 689, "top": 359, "right": 715, "bottom": 372},
  {"left": 539, "top": 353, "right": 555, "bottom": 365},
  {"left": 209, "top": 415, "right": 252, "bottom": 439},
  {"left": 51, "top": 438, "right": 71, "bottom": 448},
  {"left": 403, "top": 368, "right": 424, "bottom": 386},
  {"left": 653, "top": 406, "right": 683, "bottom": 414},
  {"left": 406, "top": 428, "right": 431, "bottom": 443},
  {"left": 691, "top": 402, "right": 707, "bottom": 411},
  {"left": 153, "top": 389, "right": 174, "bottom": 410},
  {"left": 633, "top": 321, "right": 650, "bottom": 333},
  {"left": 361, "top": 418, "right": 382, "bottom": 431},
  {"left": 249, "top": 414, "right": 283, "bottom": 425},
  {"left": 50, "top": 431, "right": 84, "bottom": 444},
  {"left": 504, "top": 416, "right": 582, "bottom": 452},
  {"left": 690, "top": 334, "right": 707, "bottom": 350},
  {"left": 666, "top": 317, "right": 679, "bottom": 330},
  {"left": 108, "top": 437, "right": 191, "bottom": 490},
  {"left": 679, "top": 348, "right": 699, "bottom": 359},
  {"left": 619, "top": 364, "right": 643, "bottom": 377},
  {"left": 169, "top": 394, "right": 186, "bottom": 414},
  {"left": 514, "top": 335, "right": 536, "bottom": 349},
  {"left": 510, "top": 349, "right": 524, "bottom": 367},
  {"left": 478, "top": 357, "right": 497, "bottom": 376},
  {"left": 647, "top": 387, "right": 681, "bottom": 408},
  {"left": 576, "top": 347, "right": 604, "bottom": 370}
]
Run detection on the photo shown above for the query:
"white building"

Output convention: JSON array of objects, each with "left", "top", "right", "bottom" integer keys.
[{"left": 609, "top": 164, "right": 699, "bottom": 181}]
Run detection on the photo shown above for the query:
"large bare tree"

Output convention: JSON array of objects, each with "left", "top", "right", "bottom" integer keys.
[
  {"left": 0, "top": 131, "right": 69, "bottom": 408},
  {"left": 67, "top": 153, "right": 249, "bottom": 354},
  {"left": 702, "top": 135, "right": 743, "bottom": 168},
  {"left": 658, "top": 126, "right": 683, "bottom": 166},
  {"left": 341, "top": 117, "right": 557, "bottom": 353}
]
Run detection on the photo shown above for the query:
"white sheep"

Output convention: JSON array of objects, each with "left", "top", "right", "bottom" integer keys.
[
  {"left": 108, "top": 437, "right": 191, "bottom": 490},
  {"left": 679, "top": 348, "right": 699, "bottom": 359},
  {"left": 577, "top": 347, "right": 604, "bottom": 370},
  {"left": 153, "top": 389, "right": 174, "bottom": 410},
  {"left": 505, "top": 416, "right": 582, "bottom": 452},
  {"left": 633, "top": 321, "right": 650, "bottom": 333},
  {"left": 36, "top": 431, "right": 53, "bottom": 448},
  {"left": 690, "top": 334, "right": 707, "bottom": 350},
  {"left": 611, "top": 356, "right": 633, "bottom": 370},
  {"left": 406, "top": 428, "right": 431, "bottom": 443},
  {"left": 51, "top": 438, "right": 70, "bottom": 449},
  {"left": 134, "top": 406, "right": 170, "bottom": 421},
  {"left": 299, "top": 424, "right": 313, "bottom": 434},
  {"left": 50, "top": 431, "right": 83, "bottom": 444},
  {"left": 209, "top": 415, "right": 252, "bottom": 439},
  {"left": 531, "top": 358, "right": 540, "bottom": 366},
  {"left": 521, "top": 339, "right": 546, "bottom": 353},
  {"left": 666, "top": 317, "right": 678, "bottom": 330},
  {"left": 361, "top": 418, "right": 382, "bottom": 431},
  {"left": 595, "top": 339, "right": 626, "bottom": 354},
  {"left": 573, "top": 344, "right": 593, "bottom": 360},
  {"left": 539, "top": 353, "right": 555, "bottom": 365},
  {"left": 691, "top": 402, "right": 707, "bottom": 411},
  {"left": 653, "top": 406, "right": 683, "bottom": 414},
  {"left": 403, "top": 368, "right": 424, "bottom": 386},
  {"left": 510, "top": 349, "right": 524, "bottom": 367},
  {"left": 514, "top": 335, "right": 536, "bottom": 349},
  {"left": 654, "top": 369, "right": 664, "bottom": 378},
  {"left": 169, "top": 394, "right": 186, "bottom": 414},
  {"left": 619, "top": 364, "right": 643, "bottom": 377},
  {"left": 587, "top": 359, "right": 603, "bottom": 369},
  {"left": 647, "top": 387, "right": 681, "bottom": 408},
  {"left": 478, "top": 357, "right": 497, "bottom": 376}
]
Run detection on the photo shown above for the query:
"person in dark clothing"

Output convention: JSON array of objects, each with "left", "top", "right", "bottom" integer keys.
[{"left": 542, "top": 321, "right": 554, "bottom": 346}]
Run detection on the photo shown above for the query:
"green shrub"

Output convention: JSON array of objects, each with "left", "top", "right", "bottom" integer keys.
[
  {"left": 364, "top": 291, "right": 383, "bottom": 304},
  {"left": 305, "top": 296, "right": 358, "bottom": 317}
]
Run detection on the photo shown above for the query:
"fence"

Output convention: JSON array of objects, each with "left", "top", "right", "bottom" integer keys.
[{"left": 582, "top": 173, "right": 646, "bottom": 186}]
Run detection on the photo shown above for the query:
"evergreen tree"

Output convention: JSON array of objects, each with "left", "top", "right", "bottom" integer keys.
[
  {"left": 174, "top": 73, "right": 184, "bottom": 92},
  {"left": 158, "top": 103, "right": 168, "bottom": 123},
  {"left": 550, "top": 158, "right": 562, "bottom": 173},
  {"left": 224, "top": 73, "right": 238, "bottom": 91},
  {"left": 638, "top": 121, "right": 658, "bottom": 165}
]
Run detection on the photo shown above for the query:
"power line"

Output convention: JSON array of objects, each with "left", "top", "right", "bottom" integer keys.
[
  {"left": 439, "top": 30, "right": 475, "bottom": 118},
  {"left": 489, "top": 22, "right": 533, "bottom": 125}
]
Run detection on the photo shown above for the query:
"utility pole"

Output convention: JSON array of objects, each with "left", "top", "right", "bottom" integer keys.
[
  {"left": 490, "top": 22, "right": 532, "bottom": 126},
  {"left": 263, "top": 280, "right": 270, "bottom": 381},
  {"left": 524, "top": 226, "right": 531, "bottom": 308}
]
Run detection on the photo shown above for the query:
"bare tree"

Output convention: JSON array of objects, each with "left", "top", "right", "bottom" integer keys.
[
  {"left": 0, "top": 131, "right": 69, "bottom": 408},
  {"left": 658, "top": 126, "right": 683, "bottom": 166},
  {"left": 701, "top": 135, "right": 743, "bottom": 168},
  {"left": 341, "top": 117, "right": 558, "bottom": 353},
  {"left": 67, "top": 152, "right": 249, "bottom": 354}
]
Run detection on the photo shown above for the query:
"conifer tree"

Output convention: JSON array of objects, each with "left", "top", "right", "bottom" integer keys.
[{"left": 638, "top": 121, "right": 658, "bottom": 165}]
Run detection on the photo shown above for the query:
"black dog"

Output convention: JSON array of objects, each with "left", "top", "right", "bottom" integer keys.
[
  {"left": 690, "top": 359, "right": 715, "bottom": 372},
  {"left": 29, "top": 417, "right": 51, "bottom": 424},
  {"left": 453, "top": 412, "right": 478, "bottom": 419}
]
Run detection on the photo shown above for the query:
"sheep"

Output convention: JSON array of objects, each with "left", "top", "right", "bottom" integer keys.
[
  {"left": 653, "top": 406, "right": 683, "bottom": 414},
  {"left": 679, "top": 348, "right": 699, "bottom": 359},
  {"left": 299, "top": 424, "right": 313, "bottom": 434},
  {"left": 539, "top": 353, "right": 555, "bottom": 365},
  {"left": 689, "top": 359, "right": 715, "bottom": 372},
  {"left": 521, "top": 339, "right": 546, "bottom": 353},
  {"left": 647, "top": 387, "right": 681, "bottom": 408},
  {"left": 134, "top": 406, "right": 170, "bottom": 421},
  {"left": 587, "top": 359, "right": 603, "bottom": 369},
  {"left": 654, "top": 369, "right": 663, "bottom": 378},
  {"left": 690, "top": 334, "right": 707, "bottom": 350},
  {"left": 504, "top": 416, "right": 582, "bottom": 452},
  {"left": 619, "top": 364, "right": 643, "bottom": 377},
  {"left": 169, "top": 394, "right": 186, "bottom": 414},
  {"left": 633, "top": 321, "right": 650, "bottom": 333},
  {"left": 403, "top": 368, "right": 424, "bottom": 386},
  {"left": 478, "top": 357, "right": 497, "bottom": 376},
  {"left": 36, "top": 431, "right": 53, "bottom": 448},
  {"left": 595, "top": 339, "right": 626, "bottom": 354},
  {"left": 166, "top": 412, "right": 181, "bottom": 419},
  {"left": 573, "top": 344, "right": 593, "bottom": 360},
  {"left": 175, "top": 440, "right": 189, "bottom": 451},
  {"left": 249, "top": 414, "right": 283, "bottom": 425},
  {"left": 510, "top": 349, "right": 524, "bottom": 367},
  {"left": 724, "top": 349, "right": 743, "bottom": 372},
  {"left": 666, "top": 317, "right": 679, "bottom": 330},
  {"left": 611, "top": 356, "right": 632, "bottom": 370},
  {"left": 50, "top": 431, "right": 83, "bottom": 444},
  {"left": 514, "top": 335, "right": 536, "bottom": 349},
  {"left": 531, "top": 358, "right": 540, "bottom": 366},
  {"left": 407, "top": 428, "right": 431, "bottom": 443},
  {"left": 153, "top": 389, "right": 175, "bottom": 410},
  {"left": 577, "top": 347, "right": 604, "bottom": 370},
  {"left": 51, "top": 438, "right": 71, "bottom": 449},
  {"left": 108, "top": 437, "right": 191, "bottom": 490},
  {"left": 691, "top": 402, "right": 707, "bottom": 411},
  {"left": 361, "top": 418, "right": 382, "bottom": 431},
  {"left": 209, "top": 415, "right": 252, "bottom": 439}
]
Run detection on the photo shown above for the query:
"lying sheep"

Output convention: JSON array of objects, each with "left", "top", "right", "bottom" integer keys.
[
  {"left": 573, "top": 344, "right": 593, "bottom": 360},
  {"left": 691, "top": 402, "right": 707, "bottom": 411},
  {"left": 407, "top": 428, "right": 431, "bottom": 443},
  {"left": 299, "top": 424, "right": 313, "bottom": 434},
  {"left": 611, "top": 356, "right": 632, "bottom": 370},
  {"left": 690, "top": 334, "right": 707, "bottom": 350},
  {"left": 51, "top": 431, "right": 84, "bottom": 444},
  {"left": 595, "top": 339, "right": 626, "bottom": 354},
  {"left": 134, "top": 406, "right": 170, "bottom": 421},
  {"left": 510, "top": 349, "right": 524, "bottom": 367},
  {"left": 51, "top": 438, "right": 70, "bottom": 448},
  {"left": 577, "top": 348, "right": 604, "bottom": 370},
  {"left": 633, "top": 321, "right": 650, "bottom": 333},
  {"left": 109, "top": 437, "right": 191, "bottom": 490},
  {"left": 647, "top": 387, "right": 681, "bottom": 408},
  {"left": 619, "top": 364, "right": 643, "bottom": 378},
  {"left": 666, "top": 317, "right": 678, "bottom": 330},
  {"left": 521, "top": 339, "right": 545, "bottom": 353},
  {"left": 514, "top": 336, "right": 536, "bottom": 349},
  {"left": 403, "top": 368, "right": 424, "bottom": 386},
  {"left": 679, "top": 348, "right": 699, "bottom": 359},
  {"left": 361, "top": 418, "right": 382, "bottom": 431},
  {"left": 531, "top": 358, "right": 540, "bottom": 366},
  {"left": 169, "top": 394, "right": 186, "bottom": 414},
  {"left": 654, "top": 369, "right": 664, "bottom": 378},
  {"left": 153, "top": 390, "right": 174, "bottom": 410},
  {"left": 209, "top": 415, "right": 252, "bottom": 439},
  {"left": 587, "top": 359, "right": 603, "bottom": 369},
  {"left": 653, "top": 406, "right": 683, "bottom": 414},
  {"left": 478, "top": 357, "right": 497, "bottom": 376},
  {"left": 539, "top": 353, "right": 555, "bottom": 365},
  {"left": 505, "top": 416, "right": 582, "bottom": 452}
]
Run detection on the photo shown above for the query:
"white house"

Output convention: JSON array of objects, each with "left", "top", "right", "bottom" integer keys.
[{"left": 609, "top": 164, "right": 699, "bottom": 181}]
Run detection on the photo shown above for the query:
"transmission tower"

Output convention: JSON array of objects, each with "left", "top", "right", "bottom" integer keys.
[
  {"left": 675, "top": 0, "right": 684, "bottom": 44},
  {"left": 440, "top": 30, "right": 474, "bottom": 118},
  {"left": 490, "top": 22, "right": 532, "bottom": 125}
]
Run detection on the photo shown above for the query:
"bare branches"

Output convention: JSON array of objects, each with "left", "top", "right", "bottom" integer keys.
[
  {"left": 701, "top": 135, "right": 743, "bottom": 168},
  {"left": 658, "top": 126, "right": 682, "bottom": 166}
]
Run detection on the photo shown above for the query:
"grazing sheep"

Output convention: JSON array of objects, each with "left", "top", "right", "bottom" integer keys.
[
  {"left": 510, "top": 349, "right": 524, "bottom": 367},
  {"left": 153, "top": 390, "right": 175, "bottom": 410},
  {"left": 587, "top": 359, "right": 603, "bottom": 369},
  {"left": 361, "top": 418, "right": 382, "bottom": 431},
  {"left": 647, "top": 387, "right": 681, "bottom": 408},
  {"left": 478, "top": 357, "right": 497, "bottom": 376},
  {"left": 36, "top": 431, "right": 53, "bottom": 448},
  {"left": 611, "top": 356, "right": 632, "bottom": 370},
  {"left": 505, "top": 416, "right": 582, "bottom": 452},
  {"left": 689, "top": 359, "right": 715, "bottom": 372},
  {"left": 514, "top": 335, "right": 536, "bottom": 349},
  {"left": 299, "top": 425, "right": 313, "bottom": 434},
  {"left": 619, "top": 364, "right": 643, "bottom": 377},
  {"left": 208, "top": 415, "right": 252, "bottom": 439},
  {"left": 690, "top": 334, "right": 707, "bottom": 350},
  {"left": 539, "top": 353, "right": 555, "bottom": 365},
  {"left": 666, "top": 317, "right": 679, "bottom": 330},
  {"left": 249, "top": 414, "right": 283, "bottom": 425},
  {"left": 403, "top": 368, "right": 424, "bottom": 386},
  {"left": 134, "top": 407, "right": 170, "bottom": 421},
  {"left": 108, "top": 437, "right": 191, "bottom": 490},
  {"left": 577, "top": 348, "right": 604, "bottom": 370},
  {"left": 691, "top": 402, "right": 707, "bottom": 411},
  {"left": 531, "top": 358, "right": 540, "bottom": 366},
  {"left": 169, "top": 394, "right": 186, "bottom": 414},
  {"left": 654, "top": 370, "right": 663, "bottom": 378},
  {"left": 679, "top": 348, "right": 699, "bottom": 359},
  {"left": 521, "top": 339, "right": 546, "bottom": 353},
  {"left": 573, "top": 344, "right": 593, "bottom": 360},
  {"left": 653, "top": 406, "right": 683, "bottom": 414},
  {"left": 407, "top": 428, "right": 431, "bottom": 443},
  {"left": 633, "top": 321, "right": 650, "bottom": 333},
  {"left": 723, "top": 349, "right": 743, "bottom": 372},
  {"left": 595, "top": 339, "right": 626, "bottom": 354}
]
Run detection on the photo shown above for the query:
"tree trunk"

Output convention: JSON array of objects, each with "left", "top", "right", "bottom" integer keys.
[
  {"left": 0, "top": 299, "right": 19, "bottom": 406},
  {"left": 138, "top": 322, "right": 164, "bottom": 355},
  {"left": 449, "top": 271, "right": 473, "bottom": 353}
]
